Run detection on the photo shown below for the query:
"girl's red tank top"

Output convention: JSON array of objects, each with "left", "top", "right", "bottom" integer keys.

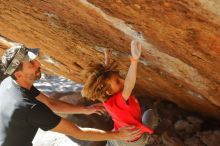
[{"left": 103, "top": 92, "right": 154, "bottom": 135}]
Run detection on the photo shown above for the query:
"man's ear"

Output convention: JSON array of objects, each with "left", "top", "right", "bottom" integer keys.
[{"left": 14, "top": 71, "right": 22, "bottom": 79}]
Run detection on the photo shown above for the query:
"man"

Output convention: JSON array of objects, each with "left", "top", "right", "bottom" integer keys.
[{"left": 0, "top": 45, "right": 141, "bottom": 146}]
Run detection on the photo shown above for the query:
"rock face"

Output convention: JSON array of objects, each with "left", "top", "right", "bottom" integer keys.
[{"left": 0, "top": 0, "right": 220, "bottom": 118}]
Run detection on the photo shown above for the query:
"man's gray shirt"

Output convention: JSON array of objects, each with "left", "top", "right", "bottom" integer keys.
[{"left": 0, "top": 77, "right": 61, "bottom": 146}]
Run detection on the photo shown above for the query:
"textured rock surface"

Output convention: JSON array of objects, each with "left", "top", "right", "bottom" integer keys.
[{"left": 0, "top": 0, "right": 220, "bottom": 118}]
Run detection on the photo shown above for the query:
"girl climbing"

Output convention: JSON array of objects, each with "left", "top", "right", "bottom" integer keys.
[{"left": 81, "top": 40, "right": 158, "bottom": 146}]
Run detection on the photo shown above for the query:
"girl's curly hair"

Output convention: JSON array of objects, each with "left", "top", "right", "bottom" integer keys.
[{"left": 81, "top": 61, "right": 119, "bottom": 101}]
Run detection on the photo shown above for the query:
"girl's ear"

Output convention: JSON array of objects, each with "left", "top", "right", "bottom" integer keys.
[{"left": 106, "top": 90, "right": 112, "bottom": 95}]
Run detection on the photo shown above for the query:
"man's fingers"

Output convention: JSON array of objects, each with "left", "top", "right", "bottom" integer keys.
[
  {"left": 130, "top": 128, "right": 142, "bottom": 136},
  {"left": 94, "top": 110, "right": 105, "bottom": 115},
  {"left": 95, "top": 107, "right": 106, "bottom": 113},
  {"left": 126, "top": 128, "right": 142, "bottom": 140},
  {"left": 95, "top": 112, "right": 102, "bottom": 115},
  {"left": 117, "top": 126, "right": 143, "bottom": 141},
  {"left": 99, "top": 110, "right": 105, "bottom": 114}
]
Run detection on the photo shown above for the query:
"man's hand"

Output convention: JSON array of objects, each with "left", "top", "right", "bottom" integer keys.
[
  {"left": 131, "top": 40, "right": 142, "bottom": 60},
  {"left": 53, "top": 118, "right": 142, "bottom": 141},
  {"left": 84, "top": 103, "right": 106, "bottom": 115},
  {"left": 117, "top": 125, "right": 142, "bottom": 141}
]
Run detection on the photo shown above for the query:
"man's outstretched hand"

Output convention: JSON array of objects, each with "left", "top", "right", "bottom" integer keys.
[
  {"left": 117, "top": 125, "right": 142, "bottom": 141},
  {"left": 84, "top": 103, "right": 106, "bottom": 115}
]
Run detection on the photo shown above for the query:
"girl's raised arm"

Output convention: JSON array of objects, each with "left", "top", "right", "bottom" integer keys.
[{"left": 122, "top": 40, "right": 142, "bottom": 100}]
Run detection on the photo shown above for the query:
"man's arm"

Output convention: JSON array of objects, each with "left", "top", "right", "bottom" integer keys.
[
  {"left": 28, "top": 101, "right": 141, "bottom": 141},
  {"left": 122, "top": 40, "right": 142, "bottom": 100},
  {"left": 51, "top": 118, "right": 142, "bottom": 141},
  {"left": 36, "top": 93, "right": 105, "bottom": 115}
]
